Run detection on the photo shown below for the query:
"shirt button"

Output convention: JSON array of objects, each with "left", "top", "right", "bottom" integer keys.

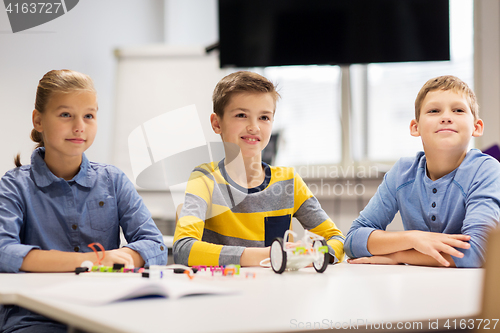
[
  {"left": 99, "top": 201, "right": 104, "bottom": 207},
  {"left": 432, "top": 202, "right": 436, "bottom": 208},
  {"left": 74, "top": 246, "right": 80, "bottom": 252},
  {"left": 160, "top": 246, "right": 164, "bottom": 251},
  {"left": 72, "top": 224, "right": 78, "bottom": 230},
  {"left": 431, "top": 215, "right": 436, "bottom": 221},
  {"left": 432, "top": 188, "right": 437, "bottom": 194}
]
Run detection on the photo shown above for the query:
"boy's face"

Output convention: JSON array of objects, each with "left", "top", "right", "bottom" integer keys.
[
  {"left": 410, "top": 89, "right": 483, "bottom": 154},
  {"left": 211, "top": 92, "right": 274, "bottom": 160}
]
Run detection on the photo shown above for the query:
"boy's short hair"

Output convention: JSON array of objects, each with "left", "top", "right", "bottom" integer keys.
[
  {"left": 212, "top": 71, "right": 280, "bottom": 118},
  {"left": 414, "top": 75, "right": 479, "bottom": 121}
]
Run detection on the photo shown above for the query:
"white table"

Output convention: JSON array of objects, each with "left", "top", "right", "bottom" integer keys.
[{"left": 0, "top": 263, "right": 482, "bottom": 333}]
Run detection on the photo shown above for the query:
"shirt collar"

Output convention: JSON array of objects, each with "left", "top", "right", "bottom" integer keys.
[
  {"left": 419, "top": 151, "right": 460, "bottom": 184},
  {"left": 31, "top": 147, "right": 96, "bottom": 188},
  {"left": 218, "top": 158, "right": 271, "bottom": 194}
]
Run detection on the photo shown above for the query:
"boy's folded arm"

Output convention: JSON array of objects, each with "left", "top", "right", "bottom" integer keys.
[
  {"left": 367, "top": 230, "right": 415, "bottom": 255},
  {"left": 454, "top": 158, "right": 500, "bottom": 268},
  {"left": 451, "top": 240, "right": 486, "bottom": 268},
  {"left": 352, "top": 230, "right": 473, "bottom": 267},
  {"left": 453, "top": 216, "right": 499, "bottom": 268},
  {"left": 367, "top": 230, "right": 470, "bottom": 267},
  {"left": 454, "top": 190, "right": 497, "bottom": 269},
  {"left": 350, "top": 249, "right": 457, "bottom": 267},
  {"left": 344, "top": 164, "right": 401, "bottom": 258},
  {"left": 394, "top": 249, "right": 457, "bottom": 267}
]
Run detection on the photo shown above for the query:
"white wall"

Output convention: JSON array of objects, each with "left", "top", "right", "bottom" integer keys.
[
  {"left": 0, "top": 0, "right": 164, "bottom": 175},
  {"left": 164, "top": 0, "right": 218, "bottom": 46},
  {"left": 474, "top": 0, "right": 500, "bottom": 149}
]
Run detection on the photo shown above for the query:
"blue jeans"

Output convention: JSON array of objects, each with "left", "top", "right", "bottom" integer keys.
[{"left": 0, "top": 305, "right": 68, "bottom": 333}]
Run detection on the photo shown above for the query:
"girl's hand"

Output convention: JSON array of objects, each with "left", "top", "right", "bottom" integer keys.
[{"left": 99, "top": 248, "right": 135, "bottom": 268}]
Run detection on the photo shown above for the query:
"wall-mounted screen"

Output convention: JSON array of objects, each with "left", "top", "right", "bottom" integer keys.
[{"left": 218, "top": 0, "right": 450, "bottom": 67}]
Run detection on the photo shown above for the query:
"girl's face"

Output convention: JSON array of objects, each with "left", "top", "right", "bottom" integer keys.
[{"left": 33, "top": 91, "right": 98, "bottom": 161}]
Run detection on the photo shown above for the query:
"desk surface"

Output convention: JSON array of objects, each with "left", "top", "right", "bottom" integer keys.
[{"left": 0, "top": 263, "right": 482, "bottom": 333}]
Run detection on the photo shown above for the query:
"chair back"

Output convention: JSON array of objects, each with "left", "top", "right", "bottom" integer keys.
[{"left": 476, "top": 227, "right": 500, "bottom": 332}]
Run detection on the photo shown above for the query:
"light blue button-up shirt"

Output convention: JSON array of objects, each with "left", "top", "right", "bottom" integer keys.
[
  {"left": 345, "top": 149, "right": 500, "bottom": 268},
  {"left": 0, "top": 148, "right": 167, "bottom": 273}
]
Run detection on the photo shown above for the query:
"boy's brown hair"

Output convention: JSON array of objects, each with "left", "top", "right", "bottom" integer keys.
[
  {"left": 414, "top": 75, "right": 479, "bottom": 122},
  {"left": 212, "top": 71, "right": 280, "bottom": 118}
]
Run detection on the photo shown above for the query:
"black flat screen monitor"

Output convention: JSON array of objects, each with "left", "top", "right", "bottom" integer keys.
[{"left": 218, "top": 0, "right": 450, "bottom": 67}]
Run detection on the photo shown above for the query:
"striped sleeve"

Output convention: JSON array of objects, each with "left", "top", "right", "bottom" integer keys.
[
  {"left": 173, "top": 166, "right": 245, "bottom": 266},
  {"left": 293, "top": 172, "right": 345, "bottom": 263}
]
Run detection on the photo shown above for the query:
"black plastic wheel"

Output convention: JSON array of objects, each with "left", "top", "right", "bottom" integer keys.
[
  {"left": 270, "top": 237, "right": 287, "bottom": 274},
  {"left": 313, "top": 239, "right": 330, "bottom": 273}
]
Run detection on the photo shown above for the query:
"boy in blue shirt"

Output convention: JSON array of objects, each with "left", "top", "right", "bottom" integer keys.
[{"left": 345, "top": 75, "right": 500, "bottom": 268}]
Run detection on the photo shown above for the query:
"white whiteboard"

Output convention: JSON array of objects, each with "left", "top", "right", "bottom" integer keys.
[{"left": 112, "top": 45, "right": 227, "bottom": 188}]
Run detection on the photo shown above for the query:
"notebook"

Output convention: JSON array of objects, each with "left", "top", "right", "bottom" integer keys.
[{"left": 28, "top": 277, "right": 235, "bottom": 306}]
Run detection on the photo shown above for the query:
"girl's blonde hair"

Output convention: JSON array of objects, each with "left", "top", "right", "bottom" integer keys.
[{"left": 14, "top": 69, "right": 96, "bottom": 167}]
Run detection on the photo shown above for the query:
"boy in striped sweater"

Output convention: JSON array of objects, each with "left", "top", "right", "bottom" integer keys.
[{"left": 173, "top": 71, "right": 344, "bottom": 266}]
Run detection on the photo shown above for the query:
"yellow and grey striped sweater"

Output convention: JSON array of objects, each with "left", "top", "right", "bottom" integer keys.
[{"left": 173, "top": 160, "right": 345, "bottom": 266}]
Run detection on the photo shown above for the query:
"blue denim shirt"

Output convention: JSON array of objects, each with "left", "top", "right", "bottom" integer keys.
[
  {"left": 0, "top": 148, "right": 167, "bottom": 273},
  {"left": 345, "top": 149, "right": 500, "bottom": 268}
]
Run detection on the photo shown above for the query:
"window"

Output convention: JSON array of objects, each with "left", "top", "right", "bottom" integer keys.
[
  {"left": 263, "top": 66, "right": 342, "bottom": 166},
  {"left": 366, "top": 0, "right": 474, "bottom": 161},
  {"left": 264, "top": 0, "right": 473, "bottom": 166}
]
